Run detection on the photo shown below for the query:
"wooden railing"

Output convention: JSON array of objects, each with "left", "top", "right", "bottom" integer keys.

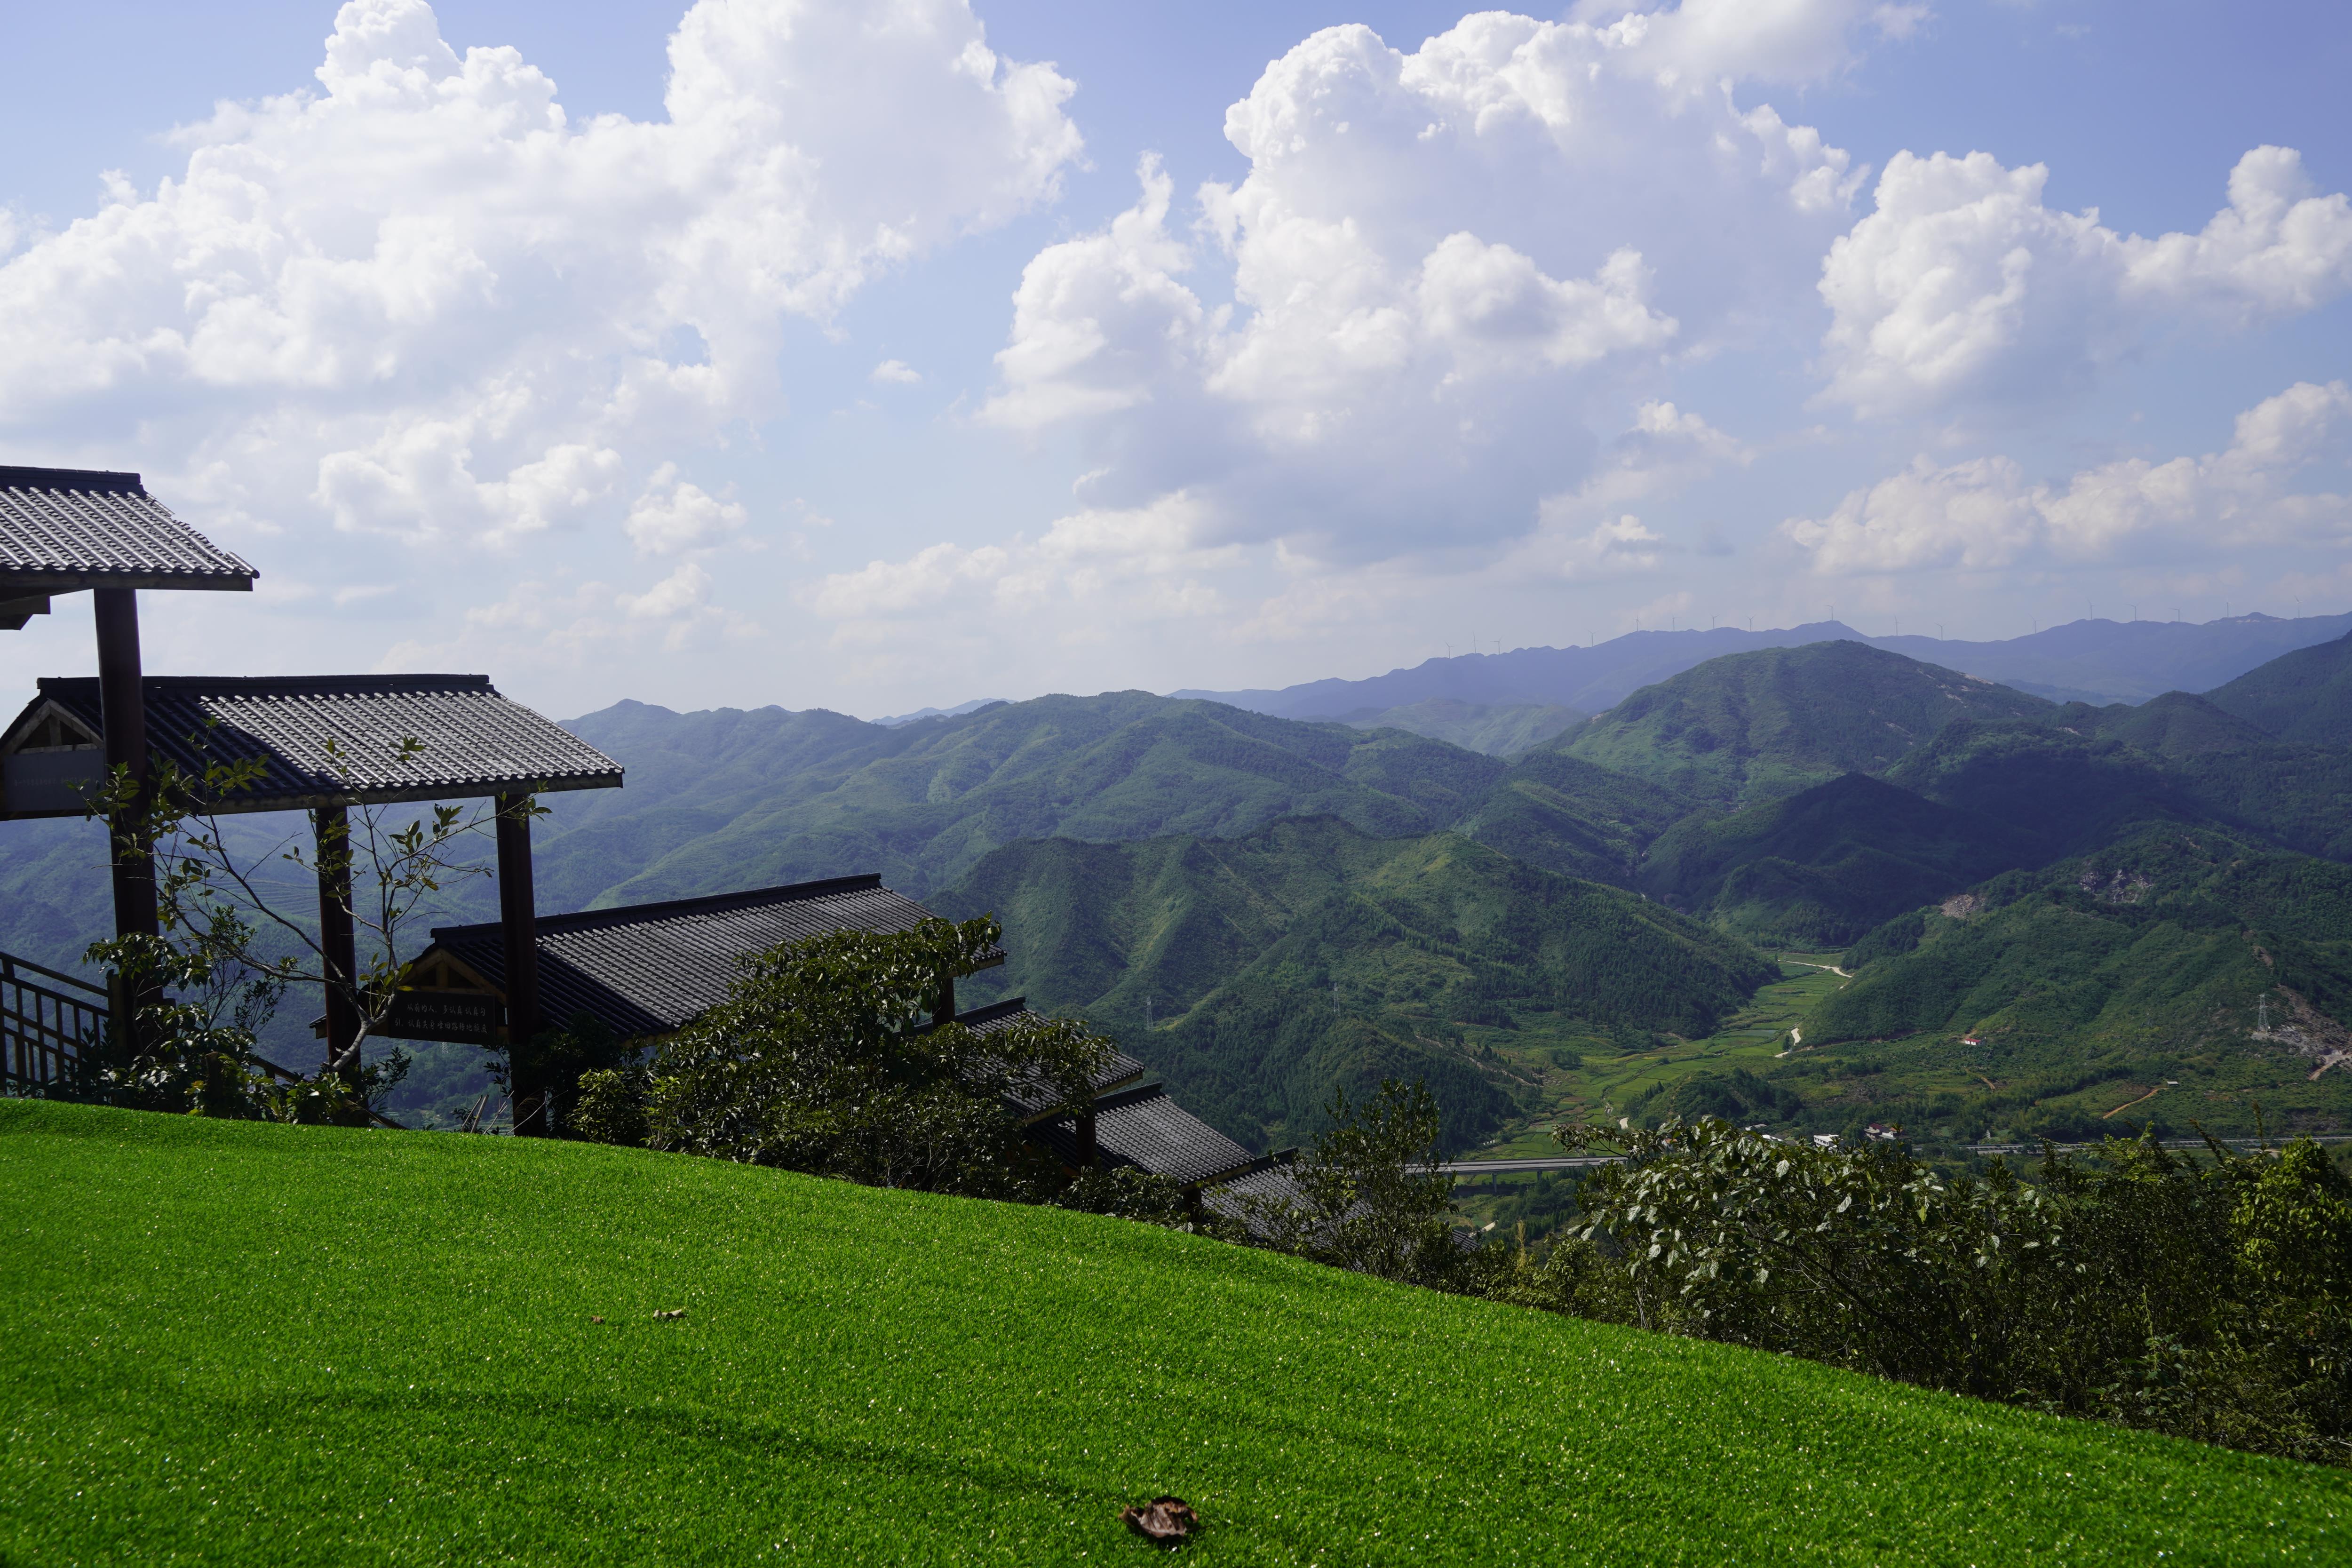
[{"left": 0, "top": 949, "right": 109, "bottom": 1091}]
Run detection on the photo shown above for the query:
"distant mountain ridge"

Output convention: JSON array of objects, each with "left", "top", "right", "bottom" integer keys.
[
  {"left": 1555, "top": 641, "right": 2055, "bottom": 806},
  {"left": 1335, "top": 698, "right": 1585, "bottom": 756},
  {"left": 1176, "top": 612, "right": 2352, "bottom": 718}
]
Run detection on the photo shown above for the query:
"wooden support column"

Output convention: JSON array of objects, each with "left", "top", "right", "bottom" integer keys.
[
  {"left": 313, "top": 804, "right": 359, "bottom": 1080},
  {"left": 935, "top": 973, "right": 956, "bottom": 1028},
  {"left": 1077, "top": 1106, "right": 1098, "bottom": 1171},
  {"left": 94, "top": 589, "right": 157, "bottom": 944},
  {"left": 496, "top": 792, "right": 545, "bottom": 1135},
  {"left": 94, "top": 588, "right": 156, "bottom": 1055}
]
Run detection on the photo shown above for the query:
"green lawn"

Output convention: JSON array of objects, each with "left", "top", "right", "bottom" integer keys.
[{"left": 4, "top": 1103, "right": 2347, "bottom": 1565}]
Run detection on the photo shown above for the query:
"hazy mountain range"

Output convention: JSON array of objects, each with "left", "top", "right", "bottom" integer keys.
[
  {"left": 5, "top": 616, "right": 2350, "bottom": 1149},
  {"left": 1177, "top": 612, "right": 2352, "bottom": 719}
]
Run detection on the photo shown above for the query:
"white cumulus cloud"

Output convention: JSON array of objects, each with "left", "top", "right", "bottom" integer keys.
[
  {"left": 625, "top": 464, "right": 747, "bottom": 556},
  {"left": 1782, "top": 380, "right": 2352, "bottom": 572},
  {"left": 809, "top": 491, "right": 1234, "bottom": 625},
  {"left": 1820, "top": 146, "right": 2352, "bottom": 418},
  {"left": 0, "top": 0, "right": 1081, "bottom": 560},
  {"left": 979, "top": 8, "right": 1873, "bottom": 561}
]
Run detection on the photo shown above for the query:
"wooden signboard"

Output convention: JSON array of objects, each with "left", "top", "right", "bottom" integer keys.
[{"left": 380, "top": 989, "right": 505, "bottom": 1046}]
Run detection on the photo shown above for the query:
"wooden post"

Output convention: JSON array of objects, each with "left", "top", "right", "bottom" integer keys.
[
  {"left": 93, "top": 588, "right": 156, "bottom": 1054},
  {"left": 935, "top": 974, "right": 956, "bottom": 1027},
  {"left": 93, "top": 589, "right": 156, "bottom": 943},
  {"left": 496, "top": 792, "right": 544, "bottom": 1135},
  {"left": 313, "top": 804, "right": 359, "bottom": 1080},
  {"left": 1078, "top": 1106, "right": 1097, "bottom": 1171}
]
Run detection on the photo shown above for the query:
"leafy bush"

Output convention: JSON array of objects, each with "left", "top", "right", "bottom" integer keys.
[
  {"left": 575, "top": 915, "right": 1119, "bottom": 1202},
  {"left": 1240, "top": 1080, "right": 1469, "bottom": 1289},
  {"left": 1549, "top": 1116, "right": 2352, "bottom": 1465},
  {"left": 56, "top": 932, "right": 398, "bottom": 1126}
]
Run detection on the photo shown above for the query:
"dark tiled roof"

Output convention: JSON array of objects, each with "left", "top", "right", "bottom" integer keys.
[
  {"left": 428, "top": 875, "right": 1000, "bottom": 1042},
  {"left": 951, "top": 998, "right": 1144, "bottom": 1117},
  {"left": 13, "top": 674, "right": 621, "bottom": 811},
  {"left": 1201, "top": 1160, "right": 1304, "bottom": 1230},
  {"left": 1033, "top": 1082, "right": 1258, "bottom": 1187},
  {"left": 0, "top": 467, "right": 256, "bottom": 591}
]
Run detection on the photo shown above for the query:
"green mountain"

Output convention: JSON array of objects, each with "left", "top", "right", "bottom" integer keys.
[
  {"left": 2205, "top": 629, "right": 2352, "bottom": 746},
  {"left": 1880, "top": 720, "right": 2202, "bottom": 858},
  {"left": 2066, "top": 690, "right": 2275, "bottom": 757},
  {"left": 1338, "top": 699, "right": 1586, "bottom": 756},
  {"left": 550, "top": 692, "right": 1506, "bottom": 904},
  {"left": 934, "top": 817, "right": 1776, "bottom": 1154},
  {"left": 1452, "top": 749, "right": 1692, "bottom": 884},
  {"left": 1798, "top": 825, "right": 2352, "bottom": 1138},
  {"left": 1888, "top": 713, "right": 2352, "bottom": 866},
  {"left": 1637, "top": 774, "right": 2041, "bottom": 948},
  {"left": 1556, "top": 641, "right": 2055, "bottom": 807}
]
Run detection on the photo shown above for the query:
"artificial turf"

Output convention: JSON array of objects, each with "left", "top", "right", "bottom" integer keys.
[{"left": 3, "top": 1101, "right": 2347, "bottom": 1565}]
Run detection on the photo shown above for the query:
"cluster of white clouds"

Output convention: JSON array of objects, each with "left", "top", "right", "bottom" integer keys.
[
  {"left": 974, "top": 11, "right": 1869, "bottom": 550},
  {"left": 1784, "top": 380, "right": 2352, "bottom": 573},
  {"left": 815, "top": 4, "right": 2352, "bottom": 660},
  {"left": 1820, "top": 146, "right": 2352, "bottom": 418},
  {"left": 3, "top": 0, "right": 2347, "bottom": 707},
  {"left": 0, "top": 0, "right": 1079, "bottom": 643}
]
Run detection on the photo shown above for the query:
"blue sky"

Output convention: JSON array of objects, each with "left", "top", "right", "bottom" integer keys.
[{"left": 2, "top": 0, "right": 2346, "bottom": 719}]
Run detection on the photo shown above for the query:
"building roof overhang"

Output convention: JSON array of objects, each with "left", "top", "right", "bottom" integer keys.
[
  {"left": 0, "top": 468, "right": 257, "bottom": 597},
  {"left": 0, "top": 673, "right": 622, "bottom": 819}
]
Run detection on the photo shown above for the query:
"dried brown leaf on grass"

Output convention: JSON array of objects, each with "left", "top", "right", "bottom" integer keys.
[{"left": 1118, "top": 1496, "right": 1199, "bottom": 1543}]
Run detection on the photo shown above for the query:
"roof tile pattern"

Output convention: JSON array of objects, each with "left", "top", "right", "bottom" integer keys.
[
  {"left": 954, "top": 998, "right": 1145, "bottom": 1115},
  {"left": 23, "top": 675, "right": 620, "bottom": 810},
  {"left": 1034, "top": 1083, "right": 1258, "bottom": 1186},
  {"left": 431, "top": 876, "right": 997, "bottom": 1042},
  {"left": 1202, "top": 1162, "right": 1304, "bottom": 1219},
  {"left": 0, "top": 469, "right": 255, "bottom": 589}
]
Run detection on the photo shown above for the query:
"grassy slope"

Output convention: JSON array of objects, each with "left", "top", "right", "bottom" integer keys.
[{"left": 5, "top": 1103, "right": 2346, "bottom": 1566}]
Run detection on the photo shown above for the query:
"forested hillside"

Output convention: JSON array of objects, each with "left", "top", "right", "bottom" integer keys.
[
  {"left": 1637, "top": 774, "right": 2041, "bottom": 947},
  {"left": 2204, "top": 629, "right": 2352, "bottom": 745},
  {"left": 9, "top": 630, "right": 2352, "bottom": 1153},
  {"left": 548, "top": 692, "right": 1507, "bottom": 905},
  {"left": 1557, "top": 642, "right": 2054, "bottom": 805},
  {"left": 1786, "top": 826, "right": 2352, "bottom": 1138},
  {"left": 935, "top": 817, "right": 1775, "bottom": 1153},
  {"left": 1336, "top": 698, "right": 1585, "bottom": 755}
]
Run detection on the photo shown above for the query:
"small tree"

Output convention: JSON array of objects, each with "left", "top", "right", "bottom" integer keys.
[
  {"left": 65, "top": 927, "right": 407, "bottom": 1124},
  {"left": 85, "top": 729, "right": 506, "bottom": 1091},
  {"left": 575, "top": 915, "right": 1119, "bottom": 1198},
  {"left": 1245, "top": 1080, "right": 1465, "bottom": 1287}
]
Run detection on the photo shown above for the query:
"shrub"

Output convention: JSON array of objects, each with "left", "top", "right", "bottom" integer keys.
[{"left": 1549, "top": 1116, "right": 2352, "bottom": 1465}]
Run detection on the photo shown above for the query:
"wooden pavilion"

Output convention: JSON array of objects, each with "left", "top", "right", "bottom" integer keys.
[
  {"left": 0, "top": 673, "right": 623, "bottom": 1121},
  {"left": 0, "top": 466, "right": 256, "bottom": 950}
]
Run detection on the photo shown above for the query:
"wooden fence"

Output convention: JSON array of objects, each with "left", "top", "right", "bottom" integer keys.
[{"left": 0, "top": 949, "right": 109, "bottom": 1091}]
